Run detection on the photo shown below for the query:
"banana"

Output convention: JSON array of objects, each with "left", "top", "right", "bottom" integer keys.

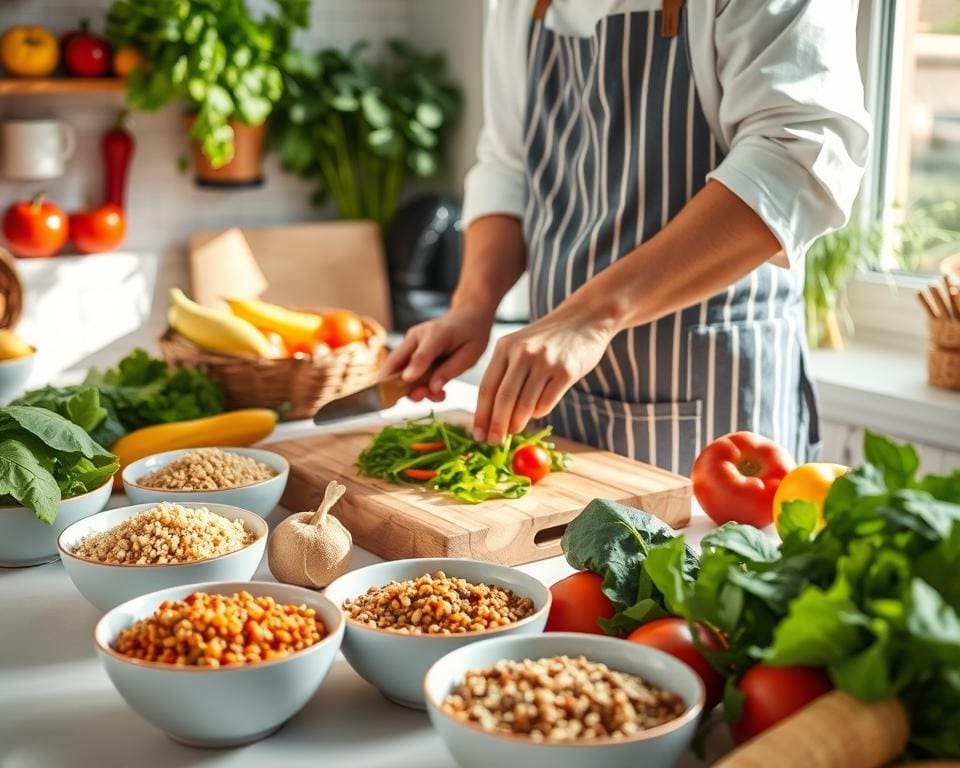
[
  {"left": 225, "top": 297, "right": 322, "bottom": 346},
  {"left": 168, "top": 288, "right": 279, "bottom": 358},
  {"left": 0, "top": 329, "right": 33, "bottom": 361}
]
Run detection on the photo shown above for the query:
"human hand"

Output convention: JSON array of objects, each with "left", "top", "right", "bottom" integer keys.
[
  {"left": 473, "top": 305, "right": 615, "bottom": 443},
  {"left": 381, "top": 306, "right": 495, "bottom": 402}
]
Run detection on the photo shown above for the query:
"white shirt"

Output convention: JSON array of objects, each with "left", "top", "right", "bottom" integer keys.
[{"left": 462, "top": 0, "right": 871, "bottom": 268}]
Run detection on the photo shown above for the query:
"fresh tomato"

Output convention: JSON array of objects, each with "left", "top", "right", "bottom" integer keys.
[
  {"left": 112, "top": 46, "right": 144, "bottom": 78},
  {"left": 545, "top": 571, "right": 616, "bottom": 634},
  {"left": 730, "top": 664, "right": 833, "bottom": 744},
  {"left": 627, "top": 619, "right": 725, "bottom": 710},
  {"left": 772, "top": 463, "right": 848, "bottom": 535},
  {"left": 512, "top": 444, "right": 551, "bottom": 483},
  {"left": 0, "top": 26, "right": 59, "bottom": 77},
  {"left": 3, "top": 195, "right": 68, "bottom": 258},
  {"left": 321, "top": 309, "right": 364, "bottom": 348},
  {"left": 403, "top": 468, "right": 437, "bottom": 481},
  {"left": 410, "top": 441, "right": 446, "bottom": 452},
  {"left": 63, "top": 21, "right": 111, "bottom": 78},
  {"left": 69, "top": 204, "right": 126, "bottom": 254},
  {"left": 691, "top": 431, "right": 795, "bottom": 528}
]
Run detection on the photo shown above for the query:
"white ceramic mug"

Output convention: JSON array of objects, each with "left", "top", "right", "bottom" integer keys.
[{"left": 0, "top": 120, "right": 76, "bottom": 180}]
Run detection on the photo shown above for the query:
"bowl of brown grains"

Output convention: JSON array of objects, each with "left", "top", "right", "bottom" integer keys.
[
  {"left": 58, "top": 501, "right": 268, "bottom": 611},
  {"left": 324, "top": 558, "right": 551, "bottom": 709},
  {"left": 94, "top": 580, "right": 344, "bottom": 747},
  {"left": 122, "top": 447, "right": 288, "bottom": 516},
  {"left": 424, "top": 633, "right": 704, "bottom": 768}
]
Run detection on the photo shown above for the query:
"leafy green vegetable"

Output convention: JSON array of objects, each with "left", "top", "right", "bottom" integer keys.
[
  {"left": 356, "top": 414, "right": 569, "bottom": 504},
  {"left": 0, "top": 439, "right": 62, "bottom": 524},
  {"left": 14, "top": 349, "right": 222, "bottom": 447}
]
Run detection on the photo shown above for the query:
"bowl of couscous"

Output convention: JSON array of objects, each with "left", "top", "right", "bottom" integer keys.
[
  {"left": 121, "top": 447, "right": 289, "bottom": 516},
  {"left": 94, "top": 580, "right": 344, "bottom": 747},
  {"left": 58, "top": 501, "right": 268, "bottom": 611}
]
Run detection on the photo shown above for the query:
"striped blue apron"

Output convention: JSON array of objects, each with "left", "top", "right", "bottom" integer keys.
[{"left": 524, "top": 1, "right": 820, "bottom": 476}]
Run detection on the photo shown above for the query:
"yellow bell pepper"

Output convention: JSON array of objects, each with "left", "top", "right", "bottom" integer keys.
[{"left": 773, "top": 462, "right": 848, "bottom": 534}]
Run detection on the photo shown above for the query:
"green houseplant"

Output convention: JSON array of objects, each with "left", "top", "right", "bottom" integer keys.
[
  {"left": 106, "top": 0, "right": 309, "bottom": 184},
  {"left": 270, "top": 40, "right": 461, "bottom": 228}
]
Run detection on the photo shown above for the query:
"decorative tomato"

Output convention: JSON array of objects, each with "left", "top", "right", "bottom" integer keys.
[
  {"left": 69, "top": 204, "right": 126, "bottom": 254},
  {"left": 772, "top": 463, "right": 848, "bottom": 535},
  {"left": 3, "top": 195, "right": 68, "bottom": 258},
  {"left": 321, "top": 309, "right": 364, "bottom": 348},
  {"left": 691, "top": 431, "right": 795, "bottom": 528},
  {"left": 627, "top": 619, "right": 726, "bottom": 710},
  {"left": 730, "top": 664, "right": 833, "bottom": 744},
  {"left": 0, "top": 26, "right": 59, "bottom": 77},
  {"left": 544, "top": 571, "right": 616, "bottom": 634},
  {"left": 512, "top": 444, "right": 551, "bottom": 483},
  {"left": 63, "top": 21, "right": 111, "bottom": 78}
]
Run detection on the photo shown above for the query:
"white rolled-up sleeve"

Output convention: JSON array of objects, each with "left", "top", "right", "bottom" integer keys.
[
  {"left": 706, "top": 0, "right": 871, "bottom": 268},
  {"left": 461, "top": 0, "right": 531, "bottom": 226}
]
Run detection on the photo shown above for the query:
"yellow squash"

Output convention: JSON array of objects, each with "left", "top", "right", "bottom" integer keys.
[
  {"left": 168, "top": 288, "right": 278, "bottom": 358},
  {"left": 226, "top": 297, "right": 323, "bottom": 347},
  {"left": 773, "top": 462, "right": 848, "bottom": 535},
  {"left": 0, "top": 26, "right": 59, "bottom": 77},
  {"left": 0, "top": 329, "right": 34, "bottom": 361},
  {"left": 112, "top": 409, "right": 277, "bottom": 484}
]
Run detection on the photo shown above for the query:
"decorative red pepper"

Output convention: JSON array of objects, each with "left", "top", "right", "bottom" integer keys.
[{"left": 102, "top": 110, "right": 134, "bottom": 209}]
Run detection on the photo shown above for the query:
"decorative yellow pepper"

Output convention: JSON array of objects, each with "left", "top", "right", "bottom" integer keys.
[{"left": 773, "top": 463, "right": 848, "bottom": 534}]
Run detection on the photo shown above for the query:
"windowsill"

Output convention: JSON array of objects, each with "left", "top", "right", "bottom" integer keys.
[{"left": 808, "top": 333, "right": 960, "bottom": 451}]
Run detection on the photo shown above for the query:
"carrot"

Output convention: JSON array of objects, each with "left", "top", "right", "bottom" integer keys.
[
  {"left": 403, "top": 468, "right": 438, "bottom": 481},
  {"left": 409, "top": 441, "right": 445, "bottom": 452}
]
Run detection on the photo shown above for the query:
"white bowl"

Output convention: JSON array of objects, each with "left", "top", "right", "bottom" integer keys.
[
  {"left": 0, "top": 349, "right": 36, "bottom": 403},
  {"left": 58, "top": 502, "right": 268, "bottom": 611},
  {"left": 425, "top": 633, "right": 704, "bottom": 768},
  {"left": 0, "top": 478, "right": 113, "bottom": 568},
  {"left": 122, "top": 447, "right": 289, "bottom": 516},
  {"left": 95, "top": 580, "right": 345, "bottom": 747},
  {"left": 324, "top": 558, "right": 551, "bottom": 709}
]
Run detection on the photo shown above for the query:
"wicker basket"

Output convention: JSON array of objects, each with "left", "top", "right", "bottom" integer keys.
[
  {"left": 159, "top": 314, "right": 387, "bottom": 419},
  {"left": 0, "top": 247, "right": 24, "bottom": 331},
  {"left": 928, "top": 318, "right": 960, "bottom": 392}
]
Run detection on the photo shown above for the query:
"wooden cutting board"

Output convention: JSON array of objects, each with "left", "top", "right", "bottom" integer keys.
[{"left": 268, "top": 412, "right": 691, "bottom": 565}]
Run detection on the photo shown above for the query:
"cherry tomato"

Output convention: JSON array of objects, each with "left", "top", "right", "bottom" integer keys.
[
  {"left": 410, "top": 441, "right": 446, "bottom": 452},
  {"left": 545, "top": 571, "right": 616, "bottom": 634},
  {"left": 69, "top": 204, "right": 126, "bottom": 254},
  {"left": 627, "top": 618, "right": 725, "bottom": 710},
  {"left": 512, "top": 444, "right": 551, "bottom": 483},
  {"left": 63, "top": 21, "right": 111, "bottom": 77},
  {"left": 403, "top": 468, "right": 437, "bottom": 481},
  {"left": 730, "top": 664, "right": 833, "bottom": 744},
  {"left": 322, "top": 309, "right": 365, "bottom": 348},
  {"left": 692, "top": 431, "right": 795, "bottom": 528},
  {"left": 2, "top": 195, "right": 68, "bottom": 258}
]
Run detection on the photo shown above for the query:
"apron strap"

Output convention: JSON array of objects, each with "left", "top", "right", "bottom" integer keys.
[
  {"left": 532, "top": 0, "right": 552, "bottom": 21},
  {"left": 661, "top": 0, "right": 685, "bottom": 38}
]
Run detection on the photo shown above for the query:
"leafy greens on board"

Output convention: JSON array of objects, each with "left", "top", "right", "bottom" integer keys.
[
  {"left": 562, "top": 432, "right": 960, "bottom": 757},
  {"left": 0, "top": 405, "right": 119, "bottom": 523},
  {"left": 356, "top": 414, "right": 570, "bottom": 503},
  {"left": 14, "top": 349, "right": 223, "bottom": 447}
]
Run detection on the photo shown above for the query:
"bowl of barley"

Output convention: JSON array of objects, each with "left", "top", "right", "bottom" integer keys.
[
  {"left": 323, "top": 558, "right": 552, "bottom": 709},
  {"left": 95, "top": 580, "right": 344, "bottom": 747},
  {"left": 58, "top": 501, "right": 268, "bottom": 611},
  {"left": 424, "top": 633, "right": 704, "bottom": 768},
  {"left": 121, "top": 447, "right": 289, "bottom": 516}
]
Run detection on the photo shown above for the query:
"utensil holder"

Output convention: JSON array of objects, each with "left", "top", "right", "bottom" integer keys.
[{"left": 928, "top": 318, "right": 960, "bottom": 392}]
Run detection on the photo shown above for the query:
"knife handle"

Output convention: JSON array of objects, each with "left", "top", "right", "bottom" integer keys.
[{"left": 380, "top": 359, "right": 445, "bottom": 405}]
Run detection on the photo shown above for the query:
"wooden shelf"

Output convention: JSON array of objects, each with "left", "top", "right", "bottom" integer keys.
[{"left": 0, "top": 78, "right": 125, "bottom": 96}]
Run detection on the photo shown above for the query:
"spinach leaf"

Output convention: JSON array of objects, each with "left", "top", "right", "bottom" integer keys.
[
  {"left": 1, "top": 406, "right": 114, "bottom": 460},
  {"left": 701, "top": 523, "right": 780, "bottom": 563},
  {"left": 0, "top": 439, "right": 61, "bottom": 524},
  {"left": 864, "top": 430, "right": 919, "bottom": 490},
  {"left": 906, "top": 578, "right": 960, "bottom": 665}
]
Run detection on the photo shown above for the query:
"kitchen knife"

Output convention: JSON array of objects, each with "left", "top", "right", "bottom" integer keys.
[{"left": 312, "top": 365, "right": 438, "bottom": 424}]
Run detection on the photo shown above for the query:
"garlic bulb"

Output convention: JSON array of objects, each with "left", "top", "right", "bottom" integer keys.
[{"left": 268, "top": 480, "right": 352, "bottom": 588}]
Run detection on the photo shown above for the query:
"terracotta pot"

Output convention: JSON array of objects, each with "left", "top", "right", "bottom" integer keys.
[{"left": 186, "top": 117, "right": 267, "bottom": 188}]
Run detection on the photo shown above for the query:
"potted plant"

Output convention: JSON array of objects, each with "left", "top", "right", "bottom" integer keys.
[
  {"left": 270, "top": 40, "right": 460, "bottom": 228},
  {"left": 105, "top": 0, "right": 309, "bottom": 187}
]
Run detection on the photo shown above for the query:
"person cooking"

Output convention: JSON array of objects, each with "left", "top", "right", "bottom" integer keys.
[{"left": 383, "top": 0, "right": 869, "bottom": 475}]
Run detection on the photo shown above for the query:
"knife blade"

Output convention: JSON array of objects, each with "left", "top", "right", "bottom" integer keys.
[{"left": 312, "top": 366, "right": 437, "bottom": 424}]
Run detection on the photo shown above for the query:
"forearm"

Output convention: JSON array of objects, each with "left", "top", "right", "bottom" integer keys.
[
  {"left": 451, "top": 214, "right": 526, "bottom": 319},
  {"left": 563, "top": 181, "right": 782, "bottom": 333}
]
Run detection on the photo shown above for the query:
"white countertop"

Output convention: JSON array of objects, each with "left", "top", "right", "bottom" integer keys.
[{"left": 0, "top": 381, "right": 726, "bottom": 768}]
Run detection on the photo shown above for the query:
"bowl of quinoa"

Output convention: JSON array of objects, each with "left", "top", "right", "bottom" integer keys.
[
  {"left": 424, "top": 633, "right": 704, "bottom": 768},
  {"left": 58, "top": 501, "right": 268, "bottom": 611},
  {"left": 324, "top": 558, "right": 552, "bottom": 709},
  {"left": 94, "top": 580, "right": 344, "bottom": 747},
  {"left": 122, "top": 447, "right": 289, "bottom": 516}
]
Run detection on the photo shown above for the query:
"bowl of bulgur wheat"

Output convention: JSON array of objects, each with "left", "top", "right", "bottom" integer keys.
[
  {"left": 122, "top": 447, "right": 289, "bottom": 516},
  {"left": 58, "top": 501, "right": 268, "bottom": 611}
]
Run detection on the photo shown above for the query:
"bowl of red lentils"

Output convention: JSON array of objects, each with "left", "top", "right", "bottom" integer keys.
[
  {"left": 94, "top": 580, "right": 344, "bottom": 747},
  {"left": 59, "top": 501, "right": 268, "bottom": 611},
  {"left": 323, "top": 558, "right": 552, "bottom": 709},
  {"left": 122, "top": 447, "right": 289, "bottom": 516},
  {"left": 424, "top": 632, "right": 704, "bottom": 768}
]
